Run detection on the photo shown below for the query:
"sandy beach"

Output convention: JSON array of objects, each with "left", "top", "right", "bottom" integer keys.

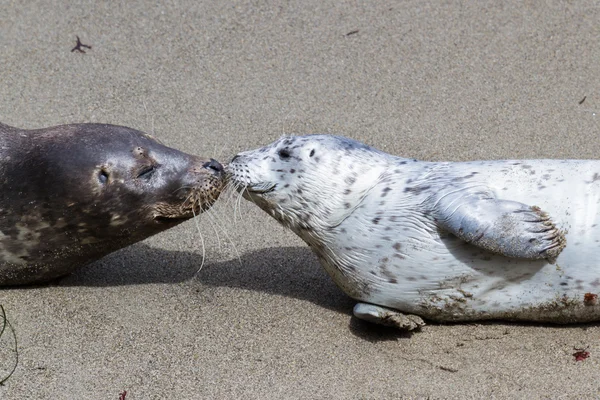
[{"left": 1, "top": 1, "right": 600, "bottom": 398}]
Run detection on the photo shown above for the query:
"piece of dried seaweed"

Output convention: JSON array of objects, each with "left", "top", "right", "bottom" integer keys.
[{"left": 0, "top": 305, "right": 18, "bottom": 385}]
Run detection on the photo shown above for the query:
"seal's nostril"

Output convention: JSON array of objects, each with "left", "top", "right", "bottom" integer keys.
[
  {"left": 230, "top": 154, "right": 239, "bottom": 163},
  {"left": 203, "top": 159, "right": 224, "bottom": 174}
]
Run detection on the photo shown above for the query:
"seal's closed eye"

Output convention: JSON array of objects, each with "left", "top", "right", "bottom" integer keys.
[{"left": 137, "top": 165, "right": 156, "bottom": 179}]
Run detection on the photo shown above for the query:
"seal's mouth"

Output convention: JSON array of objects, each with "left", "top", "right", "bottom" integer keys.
[
  {"left": 152, "top": 189, "right": 221, "bottom": 224},
  {"left": 247, "top": 182, "right": 277, "bottom": 194},
  {"left": 154, "top": 215, "right": 189, "bottom": 224}
]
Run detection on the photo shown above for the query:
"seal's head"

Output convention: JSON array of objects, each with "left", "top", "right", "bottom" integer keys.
[
  {"left": 0, "top": 123, "right": 225, "bottom": 285},
  {"left": 227, "top": 135, "right": 390, "bottom": 233}
]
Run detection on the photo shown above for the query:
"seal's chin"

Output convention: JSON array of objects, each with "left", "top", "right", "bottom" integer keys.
[{"left": 153, "top": 208, "right": 205, "bottom": 224}]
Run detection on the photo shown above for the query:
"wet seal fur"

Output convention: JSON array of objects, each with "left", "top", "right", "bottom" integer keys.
[
  {"left": 0, "top": 122, "right": 225, "bottom": 285},
  {"left": 227, "top": 134, "right": 600, "bottom": 330}
]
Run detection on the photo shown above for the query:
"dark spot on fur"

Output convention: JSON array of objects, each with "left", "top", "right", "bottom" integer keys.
[
  {"left": 372, "top": 217, "right": 381, "bottom": 224},
  {"left": 452, "top": 172, "right": 478, "bottom": 182},
  {"left": 404, "top": 185, "right": 431, "bottom": 195}
]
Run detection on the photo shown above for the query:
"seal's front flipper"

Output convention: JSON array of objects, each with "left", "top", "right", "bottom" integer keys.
[
  {"left": 353, "top": 303, "right": 425, "bottom": 331},
  {"left": 433, "top": 194, "right": 566, "bottom": 262}
]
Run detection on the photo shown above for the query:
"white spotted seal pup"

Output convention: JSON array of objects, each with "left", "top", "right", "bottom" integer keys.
[
  {"left": 227, "top": 134, "right": 600, "bottom": 330},
  {"left": 0, "top": 122, "right": 224, "bottom": 285}
]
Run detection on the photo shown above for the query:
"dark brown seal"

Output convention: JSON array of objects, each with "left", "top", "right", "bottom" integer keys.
[{"left": 0, "top": 122, "right": 224, "bottom": 285}]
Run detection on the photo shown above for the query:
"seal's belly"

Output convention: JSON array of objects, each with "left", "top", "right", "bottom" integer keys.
[{"left": 321, "top": 159, "right": 600, "bottom": 322}]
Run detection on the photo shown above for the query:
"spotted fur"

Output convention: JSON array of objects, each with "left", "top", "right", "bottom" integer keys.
[
  {"left": 0, "top": 123, "right": 225, "bottom": 285},
  {"left": 228, "top": 134, "right": 600, "bottom": 324}
]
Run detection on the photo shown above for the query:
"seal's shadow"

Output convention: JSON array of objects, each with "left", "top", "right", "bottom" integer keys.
[
  {"left": 62, "top": 244, "right": 353, "bottom": 312},
  {"left": 60, "top": 244, "right": 416, "bottom": 340}
]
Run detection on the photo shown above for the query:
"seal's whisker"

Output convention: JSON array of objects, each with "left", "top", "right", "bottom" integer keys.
[
  {"left": 226, "top": 182, "right": 242, "bottom": 222},
  {"left": 204, "top": 205, "right": 243, "bottom": 266},
  {"left": 234, "top": 184, "right": 247, "bottom": 224},
  {"left": 235, "top": 183, "right": 250, "bottom": 224},
  {"left": 227, "top": 183, "right": 245, "bottom": 212},
  {"left": 227, "top": 184, "right": 244, "bottom": 212},
  {"left": 191, "top": 207, "right": 207, "bottom": 276},
  {"left": 217, "top": 180, "right": 249, "bottom": 228},
  {"left": 142, "top": 98, "right": 157, "bottom": 140},
  {"left": 221, "top": 181, "right": 242, "bottom": 210},
  {"left": 202, "top": 205, "right": 222, "bottom": 252},
  {"left": 219, "top": 181, "right": 234, "bottom": 204}
]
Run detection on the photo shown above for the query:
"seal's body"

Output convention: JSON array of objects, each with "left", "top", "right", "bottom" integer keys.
[
  {"left": 0, "top": 122, "right": 224, "bottom": 285},
  {"left": 228, "top": 134, "right": 600, "bottom": 329}
]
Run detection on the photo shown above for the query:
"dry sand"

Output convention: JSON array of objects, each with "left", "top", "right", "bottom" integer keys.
[{"left": 1, "top": 1, "right": 600, "bottom": 398}]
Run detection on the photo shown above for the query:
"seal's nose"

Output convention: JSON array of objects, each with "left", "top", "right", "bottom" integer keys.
[{"left": 203, "top": 159, "right": 224, "bottom": 176}]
